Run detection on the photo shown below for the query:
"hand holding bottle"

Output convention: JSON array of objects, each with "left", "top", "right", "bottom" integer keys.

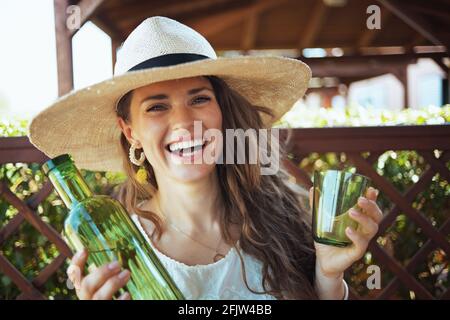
[
  {"left": 44, "top": 154, "right": 184, "bottom": 300},
  {"left": 67, "top": 249, "right": 131, "bottom": 300}
]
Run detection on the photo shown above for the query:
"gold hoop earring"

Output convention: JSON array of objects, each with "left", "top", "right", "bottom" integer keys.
[{"left": 129, "top": 142, "right": 145, "bottom": 166}]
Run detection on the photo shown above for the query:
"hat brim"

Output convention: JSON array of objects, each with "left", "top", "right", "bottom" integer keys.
[{"left": 28, "top": 55, "right": 311, "bottom": 173}]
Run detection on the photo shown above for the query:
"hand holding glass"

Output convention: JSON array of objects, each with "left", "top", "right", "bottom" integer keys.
[{"left": 312, "top": 170, "right": 371, "bottom": 247}]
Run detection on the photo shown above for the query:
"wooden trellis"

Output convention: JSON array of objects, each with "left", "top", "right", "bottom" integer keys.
[
  {"left": 0, "top": 124, "right": 449, "bottom": 299},
  {"left": 281, "top": 125, "right": 450, "bottom": 299}
]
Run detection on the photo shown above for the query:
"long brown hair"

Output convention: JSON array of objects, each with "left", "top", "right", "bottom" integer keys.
[{"left": 115, "top": 76, "right": 317, "bottom": 299}]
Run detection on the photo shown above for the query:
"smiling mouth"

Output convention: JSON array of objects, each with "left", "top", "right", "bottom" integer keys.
[{"left": 165, "top": 138, "right": 209, "bottom": 158}]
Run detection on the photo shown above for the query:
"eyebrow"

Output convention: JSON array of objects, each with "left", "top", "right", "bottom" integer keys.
[{"left": 140, "top": 87, "right": 213, "bottom": 104}]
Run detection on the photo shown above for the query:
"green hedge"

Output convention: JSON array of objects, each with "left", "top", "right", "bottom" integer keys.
[{"left": 0, "top": 106, "right": 448, "bottom": 299}]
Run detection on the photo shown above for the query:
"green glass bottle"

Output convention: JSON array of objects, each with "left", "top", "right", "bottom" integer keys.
[{"left": 43, "top": 154, "right": 184, "bottom": 300}]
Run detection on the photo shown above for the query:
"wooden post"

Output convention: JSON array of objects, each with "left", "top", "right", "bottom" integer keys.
[
  {"left": 444, "top": 72, "right": 450, "bottom": 105},
  {"left": 111, "top": 38, "right": 120, "bottom": 72},
  {"left": 393, "top": 65, "right": 409, "bottom": 108},
  {"left": 53, "top": 0, "right": 73, "bottom": 96}
]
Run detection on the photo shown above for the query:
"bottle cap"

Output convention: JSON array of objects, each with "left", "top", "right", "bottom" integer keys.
[{"left": 42, "top": 154, "right": 74, "bottom": 175}]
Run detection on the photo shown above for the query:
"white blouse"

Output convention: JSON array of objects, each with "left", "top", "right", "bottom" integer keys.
[
  {"left": 130, "top": 213, "right": 277, "bottom": 300},
  {"left": 130, "top": 213, "right": 349, "bottom": 300}
]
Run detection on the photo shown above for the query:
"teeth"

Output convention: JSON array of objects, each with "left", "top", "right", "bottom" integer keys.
[{"left": 168, "top": 138, "right": 204, "bottom": 152}]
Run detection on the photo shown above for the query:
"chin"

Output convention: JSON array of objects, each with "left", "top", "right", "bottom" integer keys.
[{"left": 169, "top": 164, "right": 217, "bottom": 183}]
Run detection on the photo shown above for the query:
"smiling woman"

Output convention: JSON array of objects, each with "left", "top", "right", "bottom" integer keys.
[
  {"left": 28, "top": 16, "right": 382, "bottom": 300},
  {"left": 113, "top": 73, "right": 316, "bottom": 300}
]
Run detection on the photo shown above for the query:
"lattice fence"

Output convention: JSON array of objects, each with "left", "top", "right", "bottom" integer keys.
[
  {"left": 1, "top": 125, "right": 449, "bottom": 299},
  {"left": 282, "top": 125, "right": 450, "bottom": 299}
]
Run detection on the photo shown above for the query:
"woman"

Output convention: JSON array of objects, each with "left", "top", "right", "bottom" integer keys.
[{"left": 29, "top": 16, "right": 382, "bottom": 300}]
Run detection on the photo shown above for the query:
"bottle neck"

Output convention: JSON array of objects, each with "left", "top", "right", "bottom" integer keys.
[{"left": 48, "top": 162, "right": 93, "bottom": 210}]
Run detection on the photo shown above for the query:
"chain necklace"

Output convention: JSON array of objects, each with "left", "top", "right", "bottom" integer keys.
[{"left": 156, "top": 200, "right": 226, "bottom": 262}]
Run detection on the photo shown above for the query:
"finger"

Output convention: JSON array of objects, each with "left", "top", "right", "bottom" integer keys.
[
  {"left": 365, "top": 187, "right": 379, "bottom": 201},
  {"left": 345, "top": 227, "right": 369, "bottom": 260},
  {"left": 357, "top": 196, "right": 383, "bottom": 224},
  {"left": 92, "top": 270, "right": 131, "bottom": 300},
  {"left": 309, "top": 187, "right": 313, "bottom": 209},
  {"left": 349, "top": 208, "right": 379, "bottom": 238},
  {"left": 79, "top": 261, "right": 122, "bottom": 299},
  {"left": 67, "top": 249, "right": 88, "bottom": 291},
  {"left": 118, "top": 292, "right": 131, "bottom": 300},
  {"left": 67, "top": 264, "right": 82, "bottom": 292},
  {"left": 70, "top": 249, "right": 88, "bottom": 272}
]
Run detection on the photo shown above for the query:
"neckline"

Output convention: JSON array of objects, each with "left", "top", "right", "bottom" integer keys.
[{"left": 132, "top": 213, "right": 238, "bottom": 270}]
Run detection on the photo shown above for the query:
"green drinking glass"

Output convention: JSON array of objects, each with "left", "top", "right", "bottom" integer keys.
[{"left": 312, "top": 169, "right": 371, "bottom": 247}]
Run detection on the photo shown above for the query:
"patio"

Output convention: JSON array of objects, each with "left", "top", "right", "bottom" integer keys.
[{"left": 0, "top": 0, "right": 449, "bottom": 300}]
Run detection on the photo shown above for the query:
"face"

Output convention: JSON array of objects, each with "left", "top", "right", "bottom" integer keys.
[{"left": 118, "top": 76, "right": 223, "bottom": 183}]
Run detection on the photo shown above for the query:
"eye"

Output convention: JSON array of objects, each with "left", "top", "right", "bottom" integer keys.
[
  {"left": 191, "top": 96, "right": 211, "bottom": 105},
  {"left": 146, "top": 104, "right": 167, "bottom": 112}
]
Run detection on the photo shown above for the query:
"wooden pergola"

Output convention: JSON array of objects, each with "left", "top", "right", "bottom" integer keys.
[
  {"left": 54, "top": 0, "right": 450, "bottom": 106},
  {"left": 0, "top": 0, "right": 449, "bottom": 300}
]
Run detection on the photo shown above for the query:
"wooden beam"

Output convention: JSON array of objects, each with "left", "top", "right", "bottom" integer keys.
[
  {"left": 287, "top": 125, "right": 450, "bottom": 154},
  {"left": 140, "top": 0, "right": 230, "bottom": 18},
  {"left": 357, "top": 9, "right": 392, "bottom": 47},
  {"left": 299, "top": 52, "right": 448, "bottom": 78},
  {"left": 405, "top": 2, "right": 450, "bottom": 21},
  {"left": 406, "top": 34, "right": 425, "bottom": 51},
  {"left": 53, "top": 0, "right": 73, "bottom": 96},
  {"left": 241, "top": 11, "right": 259, "bottom": 51},
  {"left": 299, "top": 0, "right": 327, "bottom": 49},
  {"left": 377, "top": 0, "right": 446, "bottom": 49},
  {"left": 91, "top": 13, "right": 126, "bottom": 42},
  {"left": 0, "top": 254, "right": 46, "bottom": 300},
  {"left": 68, "top": 0, "right": 105, "bottom": 36},
  {"left": 188, "top": 0, "right": 289, "bottom": 38},
  {"left": 431, "top": 56, "right": 450, "bottom": 75},
  {"left": 302, "top": 55, "right": 412, "bottom": 78},
  {"left": 107, "top": 0, "right": 231, "bottom": 31}
]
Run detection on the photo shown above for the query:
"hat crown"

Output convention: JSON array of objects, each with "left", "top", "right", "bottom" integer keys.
[{"left": 114, "top": 16, "right": 217, "bottom": 75}]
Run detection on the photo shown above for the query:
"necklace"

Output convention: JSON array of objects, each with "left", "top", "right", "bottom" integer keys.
[{"left": 156, "top": 200, "right": 226, "bottom": 262}]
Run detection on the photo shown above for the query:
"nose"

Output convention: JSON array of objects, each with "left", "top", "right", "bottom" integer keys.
[{"left": 170, "top": 103, "right": 195, "bottom": 132}]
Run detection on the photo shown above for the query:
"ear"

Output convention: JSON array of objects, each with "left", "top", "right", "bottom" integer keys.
[{"left": 117, "top": 117, "right": 141, "bottom": 147}]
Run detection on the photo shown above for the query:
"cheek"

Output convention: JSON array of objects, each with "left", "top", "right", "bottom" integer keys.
[
  {"left": 202, "top": 102, "right": 222, "bottom": 129},
  {"left": 138, "top": 119, "right": 165, "bottom": 154}
]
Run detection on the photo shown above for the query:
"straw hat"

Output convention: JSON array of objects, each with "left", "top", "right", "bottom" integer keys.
[{"left": 28, "top": 16, "right": 311, "bottom": 173}]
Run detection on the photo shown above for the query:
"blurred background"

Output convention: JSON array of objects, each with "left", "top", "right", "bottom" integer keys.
[
  {"left": 1, "top": 0, "right": 449, "bottom": 122},
  {"left": 0, "top": 0, "right": 449, "bottom": 300}
]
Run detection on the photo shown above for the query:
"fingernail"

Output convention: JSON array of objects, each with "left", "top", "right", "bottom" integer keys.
[
  {"left": 108, "top": 261, "right": 120, "bottom": 270},
  {"left": 67, "top": 265, "right": 75, "bottom": 277},
  {"left": 350, "top": 209, "right": 360, "bottom": 216},
  {"left": 118, "top": 270, "right": 130, "bottom": 280},
  {"left": 346, "top": 227, "right": 353, "bottom": 234},
  {"left": 119, "top": 292, "right": 130, "bottom": 300},
  {"left": 358, "top": 197, "right": 368, "bottom": 205},
  {"left": 73, "top": 250, "right": 85, "bottom": 260}
]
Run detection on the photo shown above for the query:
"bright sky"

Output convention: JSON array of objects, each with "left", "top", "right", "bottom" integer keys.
[{"left": 0, "top": 0, "right": 112, "bottom": 121}]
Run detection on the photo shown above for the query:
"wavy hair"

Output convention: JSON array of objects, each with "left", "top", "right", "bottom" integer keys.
[{"left": 115, "top": 76, "right": 317, "bottom": 299}]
